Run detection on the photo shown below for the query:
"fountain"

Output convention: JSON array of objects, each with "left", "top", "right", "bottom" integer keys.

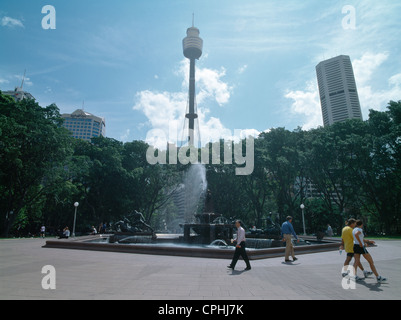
[
  {"left": 176, "top": 164, "right": 208, "bottom": 223},
  {"left": 43, "top": 162, "right": 341, "bottom": 258},
  {"left": 42, "top": 20, "right": 342, "bottom": 259},
  {"left": 181, "top": 188, "right": 234, "bottom": 245},
  {"left": 105, "top": 164, "right": 234, "bottom": 246},
  {"left": 109, "top": 210, "right": 156, "bottom": 244}
]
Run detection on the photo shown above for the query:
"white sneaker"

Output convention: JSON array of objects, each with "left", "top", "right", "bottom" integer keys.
[{"left": 377, "top": 276, "right": 387, "bottom": 283}]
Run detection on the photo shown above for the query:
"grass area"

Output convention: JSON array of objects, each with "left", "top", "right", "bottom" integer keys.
[
  {"left": 365, "top": 236, "right": 401, "bottom": 240},
  {"left": 329, "top": 235, "right": 401, "bottom": 240},
  {"left": 0, "top": 236, "right": 52, "bottom": 240}
]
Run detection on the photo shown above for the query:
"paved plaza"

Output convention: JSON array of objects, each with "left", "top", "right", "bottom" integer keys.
[{"left": 0, "top": 238, "right": 400, "bottom": 300}]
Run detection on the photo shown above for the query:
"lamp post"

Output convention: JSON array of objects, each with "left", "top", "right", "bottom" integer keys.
[
  {"left": 72, "top": 202, "right": 79, "bottom": 237},
  {"left": 300, "top": 203, "right": 306, "bottom": 235}
]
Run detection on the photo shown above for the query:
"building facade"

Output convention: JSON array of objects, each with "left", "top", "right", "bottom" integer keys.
[
  {"left": 316, "top": 55, "right": 363, "bottom": 126},
  {"left": 2, "top": 87, "right": 35, "bottom": 102},
  {"left": 61, "top": 109, "right": 106, "bottom": 141}
]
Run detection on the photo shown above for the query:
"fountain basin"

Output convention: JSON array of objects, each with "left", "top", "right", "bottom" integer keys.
[{"left": 43, "top": 235, "right": 341, "bottom": 260}]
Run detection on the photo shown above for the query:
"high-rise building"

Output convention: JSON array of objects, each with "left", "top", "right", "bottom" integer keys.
[
  {"left": 2, "top": 71, "right": 34, "bottom": 102},
  {"left": 2, "top": 87, "right": 34, "bottom": 102},
  {"left": 316, "top": 55, "right": 363, "bottom": 126},
  {"left": 61, "top": 109, "right": 106, "bottom": 141}
]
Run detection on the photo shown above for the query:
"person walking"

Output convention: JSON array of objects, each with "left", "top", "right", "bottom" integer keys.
[
  {"left": 40, "top": 225, "right": 46, "bottom": 239},
  {"left": 281, "top": 216, "right": 299, "bottom": 263},
  {"left": 352, "top": 220, "right": 387, "bottom": 283},
  {"left": 227, "top": 220, "right": 251, "bottom": 271},
  {"left": 340, "top": 219, "right": 372, "bottom": 279}
]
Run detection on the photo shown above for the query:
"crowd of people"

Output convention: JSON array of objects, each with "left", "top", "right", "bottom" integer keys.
[
  {"left": 227, "top": 216, "right": 387, "bottom": 284},
  {"left": 35, "top": 222, "right": 109, "bottom": 239},
  {"left": 38, "top": 216, "right": 388, "bottom": 284}
]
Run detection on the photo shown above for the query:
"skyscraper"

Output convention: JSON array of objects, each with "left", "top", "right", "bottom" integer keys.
[
  {"left": 316, "top": 55, "right": 363, "bottom": 126},
  {"left": 61, "top": 109, "right": 106, "bottom": 141},
  {"left": 182, "top": 18, "right": 203, "bottom": 147}
]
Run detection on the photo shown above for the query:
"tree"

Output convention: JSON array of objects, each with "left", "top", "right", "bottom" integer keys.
[
  {"left": 258, "top": 128, "right": 305, "bottom": 224},
  {"left": 239, "top": 138, "right": 276, "bottom": 227},
  {"left": 350, "top": 101, "right": 401, "bottom": 234},
  {"left": 72, "top": 137, "right": 130, "bottom": 227},
  {"left": 303, "top": 120, "right": 365, "bottom": 217},
  {"left": 0, "top": 92, "right": 73, "bottom": 236},
  {"left": 122, "top": 140, "right": 181, "bottom": 224}
]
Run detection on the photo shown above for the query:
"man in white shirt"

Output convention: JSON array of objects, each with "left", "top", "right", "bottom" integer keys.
[
  {"left": 227, "top": 220, "right": 251, "bottom": 271},
  {"left": 40, "top": 225, "right": 46, "bottom": 239}
]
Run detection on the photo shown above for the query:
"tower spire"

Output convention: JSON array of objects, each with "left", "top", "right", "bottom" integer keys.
[
  {"left": 20, "top": 69, "right": 26, "bottom": 90},
  {"left": 183, "top": 16, "right": 203, "bottom": 147}
]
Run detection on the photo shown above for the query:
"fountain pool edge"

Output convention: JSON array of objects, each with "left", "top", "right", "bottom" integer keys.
[{"left": 43, "top": 236, "right": 341, "bottom": 260}]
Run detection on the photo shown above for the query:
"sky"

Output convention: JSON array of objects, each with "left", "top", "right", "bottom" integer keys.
[{"left": 1, "top": 0, "right": 401, "bottom": 148}]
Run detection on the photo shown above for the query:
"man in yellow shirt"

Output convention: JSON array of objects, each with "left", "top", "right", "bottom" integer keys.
[{"left": 340, "top": 218, "right": 372, "bottom": 279}]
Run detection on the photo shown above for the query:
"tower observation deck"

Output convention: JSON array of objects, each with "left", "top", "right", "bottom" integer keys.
[
  {"left": 183, "top": 26, "right": 203, "bottom": 60},
  {"left": 183, "top": 22, "right": 203, "bottom": 146}
]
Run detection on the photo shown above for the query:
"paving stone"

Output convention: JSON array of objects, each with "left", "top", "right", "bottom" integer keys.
[{"left": 0, "top": 238, "right": 400, "bottom": 300}]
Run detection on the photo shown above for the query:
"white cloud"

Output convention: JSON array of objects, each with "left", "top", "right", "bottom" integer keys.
[
  {"left": 1, "top": 16, "right": 24, "bottom": 28},
  {"left": 120, "top": 129, "right": 131, "bottom": 142},
  {"left": 389, "top": 73, "right": 401, "bottom": 87},
  {"left": 197, "top": 66, "right": 231, "bottom": 106},
  {"left": 285, "top": 81, "right": 322, "bottom": 130},
  {"left": 237, "top": 64, "right": 248, "bottom": 74},
  {"left": 285, "top": 52, "right": 401, "bottom": 129},
  {"left": 13, "top": 74, "right": 33, "bottom": 87},
  {"left": 0, "top": 78, "right": 10, "bottom": 85},
  {"left": 352, "top": 52, "right": 389, "bottom": 86},
  {"left": 177, "top": 59, "right": 232, "bottom": 106},
  {"left": 134, "top": 59, "right": 236, "bottom": 149},
  {"left": 134, "top": 90, "right": 186, "bottom": 147},
  {"left": 0, "top": 73, "right": 33, "bottom": 89},
  {"left": 134, "top": 89, "right": 234, "bottom": 149},
  {"left": 353, "top": 53, "right": 401, "bottom": 114},
  {"left": 133, "top": 59, "right": 263, "bottom": 149},
  {"left": 238, "top": 128, "right": 261, "bottom": 139}
]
